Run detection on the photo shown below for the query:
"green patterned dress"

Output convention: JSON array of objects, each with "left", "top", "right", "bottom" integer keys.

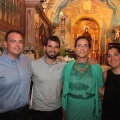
[{"left": 65, "top": 63, "right": 101, "bottom": 120}]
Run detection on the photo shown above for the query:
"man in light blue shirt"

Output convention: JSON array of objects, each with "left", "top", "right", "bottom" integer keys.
[{"left": 0, "top": 30, "right": 31, "bottom": 120}]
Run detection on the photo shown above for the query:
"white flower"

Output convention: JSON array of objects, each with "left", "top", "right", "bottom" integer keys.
[{"left": 63, "top": 55, "right": 74, "bottom": 62}]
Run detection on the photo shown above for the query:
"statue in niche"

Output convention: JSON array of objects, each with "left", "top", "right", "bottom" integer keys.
[
  {"left": 82, "top": 27, "right": 92, "bottom": 41},
  {"left": 114, "top": 29, "right": 120, "bottom": 40},
  {"left": 112, "top": 28, "right": 120, "bottom": 41}
]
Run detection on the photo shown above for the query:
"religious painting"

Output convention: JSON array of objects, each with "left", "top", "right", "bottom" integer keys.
[{"left": 39, "top": 23, "right": 47, "bottom": 46}]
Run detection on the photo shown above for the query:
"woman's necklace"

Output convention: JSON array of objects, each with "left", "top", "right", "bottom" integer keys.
[{"left": 75, "top": 59, "right": 90, "bottom": 73}]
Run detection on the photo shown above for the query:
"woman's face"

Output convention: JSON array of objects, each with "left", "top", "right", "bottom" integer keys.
[
  {"left": 74, "top": 38, "right": 90, "bottom": 58},
  {"left": 107, "top": 48, "right": 120, "bottom": 68}
]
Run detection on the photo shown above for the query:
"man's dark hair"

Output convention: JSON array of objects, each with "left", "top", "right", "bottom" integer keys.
[
  {"left": 74, "top": 36, "right": 91, "bottom": 48},
  {"left": 5, "top": 30, "right": 23, "bottom": 41},
  {"left": 44, "top": 36, "right": 60, "bottom": 48}
]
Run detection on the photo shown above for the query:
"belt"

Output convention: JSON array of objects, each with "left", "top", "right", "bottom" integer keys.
[{"left": 0, "top": 104, "right": 29, "bottom": 115}]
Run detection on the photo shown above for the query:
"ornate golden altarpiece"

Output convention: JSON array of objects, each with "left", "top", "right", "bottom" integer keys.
[{"left": 61, "top": 0, "right": 113, "bottom": 64}]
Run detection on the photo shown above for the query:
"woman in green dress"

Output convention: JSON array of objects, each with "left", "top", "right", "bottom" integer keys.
[{"left": 62, "top": 36, "right": 103, "bottom": 120}]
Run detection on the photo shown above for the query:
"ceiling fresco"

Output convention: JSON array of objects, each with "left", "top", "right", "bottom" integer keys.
[{"left": 42, "top": 0, "right": 120, "bottom": 23}]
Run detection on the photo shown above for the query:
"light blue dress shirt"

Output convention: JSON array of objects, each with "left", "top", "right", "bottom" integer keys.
[{"left": 0, "top": 51, "right": 31, "bottom": 113}]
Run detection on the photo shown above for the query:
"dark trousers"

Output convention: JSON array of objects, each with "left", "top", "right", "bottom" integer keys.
[
  {"left": 0, "top": 105, "right": 30, "bottom": 120},
  {"left": 31, "top": 107, "right": 63, "bottom": 120}
]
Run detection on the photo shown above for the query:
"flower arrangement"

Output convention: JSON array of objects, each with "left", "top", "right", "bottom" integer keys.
[
  {"left": 63, "top": 55, "right": 74, "bottom": 62},
  {"left": 59, "top": 48, "right": 68, "bottom": 57},
  {"left": 60, "top": 48, "right": 75, "bottom": 62}
]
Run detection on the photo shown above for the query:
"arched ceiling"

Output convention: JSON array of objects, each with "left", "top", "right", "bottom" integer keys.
[
  {"left": 39, "top": 0, "right": 120, "bottom": 51},
  {"left": 41, "top": 0, "right": 120, "bottom": 23}
]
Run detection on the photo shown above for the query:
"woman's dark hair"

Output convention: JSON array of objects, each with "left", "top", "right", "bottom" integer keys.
[
  {"left": 74, "top": 36, "right": 91, "bottom": 48},
  {"left": 5, "top": 30, "right": 23, "bottom": 42},
  {"left": 44, "top": 36, "right": 60, "bottom": 48},
  {"left": 107, "top": 45, "right": 120, "bottom": 55}
]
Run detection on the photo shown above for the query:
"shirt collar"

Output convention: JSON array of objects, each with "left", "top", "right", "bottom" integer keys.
[
  {"left": 3, "top": 50, "right": 21, "bottom": 63},
  {"left": 42, "top": 54, "right": 58, "bottom": 65}
]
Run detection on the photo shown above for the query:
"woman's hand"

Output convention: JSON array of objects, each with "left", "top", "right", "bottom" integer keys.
[{"left": 89, "top": 57, "right": 97, "bottom": 65}]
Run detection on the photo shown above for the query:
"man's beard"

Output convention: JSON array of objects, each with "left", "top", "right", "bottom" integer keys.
[{"left": 45, "top": 51, "right": 59, "bottom": 59}]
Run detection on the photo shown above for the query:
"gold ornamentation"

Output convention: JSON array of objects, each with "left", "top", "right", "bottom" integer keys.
[
  {"left": 82, "top": 1, "right": 92, "bottom": 11},
  {"left": 75, "top": 59, "right": 90, "bottom": 73}
]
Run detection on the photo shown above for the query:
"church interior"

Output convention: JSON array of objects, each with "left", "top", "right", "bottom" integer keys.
[{"left": 0, "top": 0, "right": 120, "bottom": 66}]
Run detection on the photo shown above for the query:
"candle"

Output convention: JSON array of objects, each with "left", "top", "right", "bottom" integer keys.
[
  {"left": 93, "top": 35, "right": 95, "bottom": 51},
  {"left": 99, "top": 38, "right": 101, "bottom": 52},
  {"left": 105, "top": 35, "right": 106, "bottom": 51}
]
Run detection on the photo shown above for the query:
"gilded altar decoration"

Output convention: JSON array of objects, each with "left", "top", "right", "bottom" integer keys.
[
  {"left": 82, "top": 1, "right": 92, "bottom": 11},
  {"left": 0, "top": 0, "right": 24, "bottom": 28}
]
